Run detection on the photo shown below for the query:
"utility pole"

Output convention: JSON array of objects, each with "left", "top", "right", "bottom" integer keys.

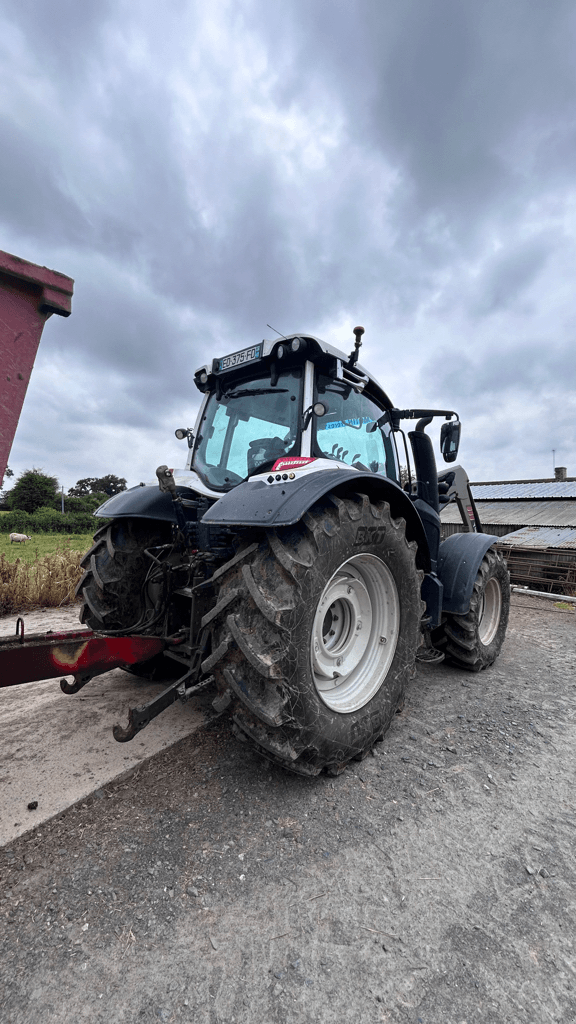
[{"left": 552, "top": 449, "right": 556, "bottom": 475}]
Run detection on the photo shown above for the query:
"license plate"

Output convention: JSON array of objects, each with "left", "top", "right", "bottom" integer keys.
[{"left": 216, "top": 344, "right": 262, "bottom": 372}]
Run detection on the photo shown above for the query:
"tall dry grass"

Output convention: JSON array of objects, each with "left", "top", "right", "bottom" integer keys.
[{"left": 0, "top": 549, "right": 85, "bottom": 615}]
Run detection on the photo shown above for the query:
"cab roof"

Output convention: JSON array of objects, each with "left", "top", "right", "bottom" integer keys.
[{"left": 194, "top": 333, "right": 394, "bottom": 410}]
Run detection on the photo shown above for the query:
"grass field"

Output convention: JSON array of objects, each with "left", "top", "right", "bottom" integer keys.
[
  {"left": 0, "top": 533, "right": 95, "bottom": 614},
  {"left": 0, "top": 533, "right": 94, "bottom": 564}
]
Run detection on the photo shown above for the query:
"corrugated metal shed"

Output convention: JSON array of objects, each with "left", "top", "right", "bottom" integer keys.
[
  {"left": 498, "top": 526, "right": 576, "bottom": 549},
  {"left": 470, "top": 482, "right": 576, "bottom": 499},
  {"left": 440, "top": 500, "right": 576, "bottom": 528}
]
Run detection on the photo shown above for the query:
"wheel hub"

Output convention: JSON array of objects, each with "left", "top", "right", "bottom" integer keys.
[
  {"left": 311, "top": 553, "right": 400, "bottom": 713},
  {"left": 478, "top": 577, "right": 502, "bottom": 646}
]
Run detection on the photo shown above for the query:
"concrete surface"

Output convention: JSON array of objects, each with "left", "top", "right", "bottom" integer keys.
[{"left": 0, "top": 607, "right": 209, "bottom": 846}]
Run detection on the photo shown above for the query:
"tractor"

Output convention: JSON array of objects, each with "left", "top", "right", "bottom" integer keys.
[{"left": 76, "top": 328, "right": 510, "bottom": 776}]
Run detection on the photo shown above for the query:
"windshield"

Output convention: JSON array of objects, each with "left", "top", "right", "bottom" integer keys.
[
  {"left": 313, "top": 376, "right": 398, "bottom": 480},
  {"left": 193, "top": 369, "right": 302, "bottom": 490}
]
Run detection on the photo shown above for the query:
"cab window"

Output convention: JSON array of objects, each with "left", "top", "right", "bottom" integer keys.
[
  {"left": 193, "top": 369, "right": 301, "bottom": 490},
  {"left": 313, "top": 376, "right": 398, "bottom": 480}
]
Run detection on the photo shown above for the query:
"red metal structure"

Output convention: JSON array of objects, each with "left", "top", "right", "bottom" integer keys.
[
  {"left": 0, "top": 627, "right": 164, "bottom": 689},
  {"left": 0, "top": 250, "right": 165, "bottom": 726},
  {"left": 0, "top": 249, "right": 74, "bottom": 486}
]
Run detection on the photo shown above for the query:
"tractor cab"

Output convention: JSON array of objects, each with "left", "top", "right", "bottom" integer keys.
[{"left": 190, "top": 333, "right": 399, "bottom": 492}]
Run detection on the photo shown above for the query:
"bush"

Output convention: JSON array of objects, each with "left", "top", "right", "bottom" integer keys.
[
  {"left": 2, "top": 510, "right": 32, "bottom": 534},
  {"left": 3, "top": 468, "right": 59, "bottom": 513},
  {"left": 1, "top": 509, "right": 107, "bottom": 534},
  {"left": 64, "top": 493, "right": 107, "bottom": 515},
  {"left": 33, "top": 506, "right": 68, "bottom": 532}
]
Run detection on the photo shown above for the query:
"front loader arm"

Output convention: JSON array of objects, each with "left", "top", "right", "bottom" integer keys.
[{"left": 438, "top": 465, "right": 483, "bottom": 533}]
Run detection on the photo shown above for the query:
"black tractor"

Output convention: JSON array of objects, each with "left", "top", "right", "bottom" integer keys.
[{"left": 77, "top": 328, "right": 510, "bottom": 776}]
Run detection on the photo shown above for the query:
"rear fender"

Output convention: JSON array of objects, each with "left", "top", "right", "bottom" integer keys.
[
  {"left": 201, "top": 469, "right": 431, "bottom": 571},
  {"left": 438, "top": 532, "right": 500, "bottom": 615},
  {"left": 93, "top": 484, "right": 201, "bottom": 523}
]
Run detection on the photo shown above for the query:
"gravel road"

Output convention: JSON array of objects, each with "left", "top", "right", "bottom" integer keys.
[{"left": 1, "top": 593, "right": 575, "bottom": 1024}]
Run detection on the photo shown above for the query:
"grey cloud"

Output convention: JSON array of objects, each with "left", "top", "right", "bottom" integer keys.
[
  {"left": 2, "top": 0, "right": 575, "bottom": 485},
  {"left": 2, "top": 0, "right": 114, "bottom": 82},
  {"left": 470, "top": 237, "right": 552, "bottom": 317},
  {"left": 420, "top": 336, "right": 576, "bottom": 411},
  {"left": 0, "top": 119, "right": 89, "bottom": 243},
  {"left": 257, "top": 1, "right": 576, "bottom": 227}
]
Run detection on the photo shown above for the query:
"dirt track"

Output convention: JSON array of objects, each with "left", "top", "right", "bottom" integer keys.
[{"left": 1, "top": 593, "right": 575, "bottom": 1023}]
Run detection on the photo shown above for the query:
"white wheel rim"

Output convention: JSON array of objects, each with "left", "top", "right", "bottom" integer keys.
[
  {"left": 310, "top": 553, "right": 400, "bottom": 713},
  {"left": 478, "top": 577, "right": 502, "bottom": 646}
]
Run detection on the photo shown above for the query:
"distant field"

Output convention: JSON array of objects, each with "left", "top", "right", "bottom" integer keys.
[
  {"left": 0, "top": 533, "right": 94, "bottom": 565},
  {"left": 0, "top": 533, "right": 96, "bottom": 613}
]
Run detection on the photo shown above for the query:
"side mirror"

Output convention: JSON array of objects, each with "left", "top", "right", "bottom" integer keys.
[{"left": 440, "top": 420, "right": 461, "bottom": 463}]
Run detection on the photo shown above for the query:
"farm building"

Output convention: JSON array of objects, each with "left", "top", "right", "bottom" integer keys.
[{"left": 440, "top": 468, "right": 576, "bottom": 595}]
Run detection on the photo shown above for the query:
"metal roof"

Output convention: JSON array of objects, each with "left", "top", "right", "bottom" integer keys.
[
  {"left": 497, "top": 526, "right": 576, "bottom": 550},
  {"left": 470, "top": 482, "right": 576, "bottom": 499},
  {"left": 440, "top": 500, "right": 576, "bottom": 528}
]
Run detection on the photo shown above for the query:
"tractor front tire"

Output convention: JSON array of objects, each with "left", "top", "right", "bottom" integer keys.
[
  {"left": 206, "top": 492, "right": 424, "bottom": 776},
  {"left": 441, "top": 549, "right": 510, "bottom": 672},
  {"left": 77, "top": 518, "right": 170, "bottom": 633}
]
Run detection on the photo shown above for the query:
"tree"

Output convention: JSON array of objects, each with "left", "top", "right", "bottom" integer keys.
[
  {"left": 64, "top": 493, "right": 108, "bottom": 514},
  {"left": 4, "top": 468, "right": 59, "bottom": 513},
  {"left": 0, "top": 466, "right": 14, "bottom": 501},
  {"left": 68, "top": 475, "right": 127, "bottom": 497}
]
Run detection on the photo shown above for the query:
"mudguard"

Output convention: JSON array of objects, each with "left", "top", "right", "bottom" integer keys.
[
  {"left": 438, "top": 532, "right": 500, "bottom": 615},
  {"left": 94, "top": 484, "right": 200, "bottom": 523},
  {"left": 202, "top": 469, "right": 431, "bottom": 572}
]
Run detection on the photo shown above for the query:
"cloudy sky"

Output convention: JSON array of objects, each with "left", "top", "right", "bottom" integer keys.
[{"left": 2, "top": 0, "right": 575, "bottom": 492}]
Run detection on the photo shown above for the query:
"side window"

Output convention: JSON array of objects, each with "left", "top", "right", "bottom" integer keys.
[
  {"left": 204, "top": 405, "right": 230, "bottom": 466},
  {"left": 313, "top": 377, "right": 398, "bottom": 481}
]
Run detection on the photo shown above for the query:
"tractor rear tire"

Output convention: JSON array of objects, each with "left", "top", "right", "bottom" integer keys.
[
  {"left": 77, "top": 518, "right": 171, "bottom": 633},
  {"left": 205, "top": 492, "right": 424, "bottom": 776},
  {"left": 441, "top": 549, "right": 510, "bottom": 672}
]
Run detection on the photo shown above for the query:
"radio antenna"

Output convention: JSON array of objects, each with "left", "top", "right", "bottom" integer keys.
[{"left": 266, "top": 324, "right": 286, "bottom": 338}]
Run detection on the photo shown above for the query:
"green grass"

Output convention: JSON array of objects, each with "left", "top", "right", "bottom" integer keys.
[{"left": 0, "top": 533, "right": 94, "bottom": 564}]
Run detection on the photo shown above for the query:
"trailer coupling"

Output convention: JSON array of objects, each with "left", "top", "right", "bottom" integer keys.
[
  {"left": 0, "top": 622, "right": 166, "bottom": 691},
  {"left": 0, "top": 620, "right": 214, "bottom": 744}
]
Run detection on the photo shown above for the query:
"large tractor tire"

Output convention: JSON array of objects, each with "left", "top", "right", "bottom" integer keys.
[
  {"left": 205, "top": 492, "right": 424, "bottom": 776},
  {"left": 440, "top": 549, "right": 510, "bottom": 672},
  {"left": 77, "top": 518, "right": 171, "bottom": 633}
]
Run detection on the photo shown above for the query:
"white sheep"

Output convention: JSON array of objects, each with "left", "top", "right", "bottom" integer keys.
[{"left": 9, "top": 533, "right": 32, "bottom": 544}]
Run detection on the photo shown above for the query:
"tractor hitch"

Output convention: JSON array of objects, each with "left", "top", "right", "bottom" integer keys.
[
  {"left": 112, "top": 667, "right": 213, "bottom": 742},
  {"left": 112, "top": 626, "right": 213, "bottom": 742}
]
